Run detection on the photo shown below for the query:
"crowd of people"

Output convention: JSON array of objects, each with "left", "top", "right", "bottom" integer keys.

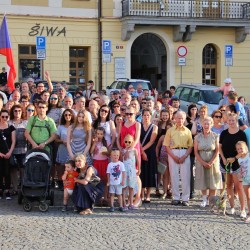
[{"left": 0, "top": 73, "right": 250, "bottom": 223}]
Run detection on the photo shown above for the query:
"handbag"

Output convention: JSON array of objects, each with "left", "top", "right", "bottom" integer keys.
[
  {"left": 157, "top": 161, "right": 167, "bottom": 174},
  {"left": 89, "top": 174, "right": 101, "bottom": 187}
]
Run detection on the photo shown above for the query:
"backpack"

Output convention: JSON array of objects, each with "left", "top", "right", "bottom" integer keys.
[{"left": 30, "top": 116, "right": 51, "bottom": 137}]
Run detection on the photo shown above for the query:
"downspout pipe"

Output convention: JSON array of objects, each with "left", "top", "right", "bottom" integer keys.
[{"left": 98, "top": 0, "right": 102, "bottom": 91}]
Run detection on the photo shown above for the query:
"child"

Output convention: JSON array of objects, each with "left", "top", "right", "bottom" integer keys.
[
  {"left": 236, "top": 141, "right": 250, "bottom": 222},
  {"left": 61, "top": 160, "right": 78, "bottom": 212},
  {"left": 227, "top": 92, "right": 247, "bottom": 124},
  {"left": 90, "top": 127, "right": 109, "bottom": 203},
  {"left": 152, "top": 101, "right": 162, "bottom": 125},
  {"left": 106, "top": 149, "right": 126, "bottom": 212},
  {"left": 122, "top": 134, "right": 140, "bottom": 210},
  {"left": 214, "top": 78, "right": 235, "bottom": 97}
]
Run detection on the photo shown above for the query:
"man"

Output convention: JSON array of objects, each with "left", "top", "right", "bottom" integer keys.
[
  {"left": 63, "top": 96, "right": 73, "bottom": 109},
  {"left": 40, "top": 90, "right": 50, "bottom": 103},
  {"left": 0, "top": 67, "right": 7, "bottom": 85},
  {"left": 163, "top": 111, "right": 193, "bottom": 206},
  {"left": 171, "top": 96, "right": 181, "bottom": 111},
  {"left": 62, "top": 82, "right": 73, "bottom": 98},
  {"left": 162, "top": 96, "right": 170, "bottom": 109},
  {"left": 146, "top": 97, "right": 155, "bottom": 113},
  {"left": 83, "top": 80, "right": 94, "bottom": 100},
  {"left": 57, "top": 86, "right": 66, "bottom": 102},
  {"left": 109, "top": 90, "right": 120, "bottom": 109},
  {"left": 73, "top": 96, "right": 92, "bottom": 124},
  {"left": 21, "top": 82, "right": 30, "bottom": 96},
  {"left": 25, "top": 100, "right": 57, "bottom": 152},
  {"left": 136, "top": 84, "right": 144, "bottom": 97},
  {"left": 128, "top": 84, "right": 135, "bottom": 94},
  {"left": 12, "top": 90, "right": 21, "bottom": 104},
  {"left": 143, "top": 89, "right": 150, "bottom": 98},
  {"left": 27, "top": 78, "right": 35, "bottom": 88},
  {"left": 170, "top": 85, "right": 176, "bottom": 96},
  {"left": 20, "top": 95, "right": 30, "bottom": 109}
]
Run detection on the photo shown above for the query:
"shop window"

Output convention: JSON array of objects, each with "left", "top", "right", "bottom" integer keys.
[
  {"left": 69, "top": 47, "right": 88, "bottom": 85},
  {"left": 19, "top": 45, "right": 43, "bottom": 81},
  {"left": 202, "top": 44, "right": 217, "bottom": 85}
]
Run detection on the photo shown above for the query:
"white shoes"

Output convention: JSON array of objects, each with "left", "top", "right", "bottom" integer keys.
[
  {"left": 240, "top": 210, "right": 247, "bottom": 219},
  {"left": 200, "top": 199, "right": 209, "bottom": 207}
]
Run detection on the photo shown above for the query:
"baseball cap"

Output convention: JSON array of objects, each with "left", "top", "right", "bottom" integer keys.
[{"left": 113, "top": 90, "right": 120, "bottom": 94}]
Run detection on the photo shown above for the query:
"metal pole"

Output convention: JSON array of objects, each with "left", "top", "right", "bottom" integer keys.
[
  {"left": 106, "top": 62, "right": 108, "bottom": 88},
  {"left": 180, "top": 65, "right": 183, "bottom": 84},
  {"left": 227, "top": 66, "right": 230, "bottom": 78}
]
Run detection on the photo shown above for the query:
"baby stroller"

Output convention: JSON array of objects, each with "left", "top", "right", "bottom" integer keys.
[{"left": 18, "top": 148, "right": 54, "bottom": 212}]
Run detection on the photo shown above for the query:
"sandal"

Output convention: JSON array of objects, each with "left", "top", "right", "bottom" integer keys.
[{"left": 79, "top": 209, "right": 93, "bottom": 215}]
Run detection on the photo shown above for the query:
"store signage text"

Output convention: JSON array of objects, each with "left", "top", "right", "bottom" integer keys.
[{"left": 29, "top": 24, "right": 66, "bottom": 37}]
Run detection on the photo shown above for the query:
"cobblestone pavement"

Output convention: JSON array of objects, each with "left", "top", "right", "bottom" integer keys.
[{"left": 0, "top": 190, "right": 250, "bottom": 250}]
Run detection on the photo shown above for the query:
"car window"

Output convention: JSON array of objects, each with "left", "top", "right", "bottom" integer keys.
[
  {"left": 179, "top": 87, "right": 191, "bottom": 101},
  {"left": 174, "top": 87, "right": 183, "bottom": 98},
  {"left": 110, "top": 81, "right": 118, "bottom": 89},
  {"left": 200, "top": 90, "right": 222, "bottom": 104},
  {"left": 127, "top": 81, "right": 150, "bottom": 90},
  {"left": 189, "top": 89, "right": 200, "bottom": 103}
]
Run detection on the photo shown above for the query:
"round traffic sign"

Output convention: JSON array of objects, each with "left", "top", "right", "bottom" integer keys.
[{"left": 177, "top": 46, "right": 188, "bottom": 57}]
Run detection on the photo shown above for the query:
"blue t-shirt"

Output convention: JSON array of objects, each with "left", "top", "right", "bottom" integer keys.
[
  {"left": 235, "top": 101, "right": 247, "bottom": 121},
  {"left": 244, "top": 127, "right": 250, "bottom": 151}
]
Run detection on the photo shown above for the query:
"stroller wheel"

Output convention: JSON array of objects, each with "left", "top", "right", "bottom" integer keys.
[
  {"left": 39, "top": 202, "right": 49, "bottom": 212},
  {"left": 17, "top": 190, "right": 23, "bottom": 205},
  {"left": 23, "top": 202, "right": 32, "bottom": 212},
  {"left": 49, "top": 190, "right": 54, "bottom": 206}
]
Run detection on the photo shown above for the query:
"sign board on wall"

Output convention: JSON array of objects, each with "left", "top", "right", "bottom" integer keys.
[{"left": 114, "top": 57, "right": 126, "bottom": 79}]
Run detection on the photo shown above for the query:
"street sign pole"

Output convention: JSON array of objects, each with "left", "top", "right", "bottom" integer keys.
[
  {"left": 102, "top": 40, "right": 112, "bottom": 88},
  {"left": 177, "top": 46, "right": 187, "bottom": 84},
  {"left": 180, "top": 66, "right": 182, "bottom": 84},
  {"left": 225, "top": 45, "right": 233, "bottom": 78}
]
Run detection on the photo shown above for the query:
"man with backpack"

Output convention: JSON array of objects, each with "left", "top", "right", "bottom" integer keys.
[{"left": 25, "top": 100, "right": 57, "bottom": 152}]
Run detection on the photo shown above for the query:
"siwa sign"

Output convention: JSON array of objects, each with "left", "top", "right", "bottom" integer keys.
[{"left": 29, "top": 23, "right": 66, "bottom": 37}]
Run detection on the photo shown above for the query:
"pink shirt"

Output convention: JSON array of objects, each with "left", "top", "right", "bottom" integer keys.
[
  {"left": 92, "top": 141, "right": 108, "bottom": 161},
  {"left": 218, "top": 85, "right": 235, "bottom": 97}
]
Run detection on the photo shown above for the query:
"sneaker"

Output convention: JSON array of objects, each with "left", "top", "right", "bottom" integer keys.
[
  {"left": 171, "top": 200, "right": 181, "bottom": 206},
  {"left": 182, "top": 201, "right": 190, "bottom": 207},
  {"left": 240, "top": 210, "right": 247, "bottom": 219},
  {"left": 61, "top": 205, "right": 68, "bottom": 212},
  {"left": 119, "top": 207, "right": 125, "bottom": 212},
  {"left": 5, "top": 192, "right": 12, "bottom": 200},
  {"left": 200, "top": 200, "right": 207, "bottom": 208},
  {"left": 128, "top": 205, "right": 138, "bottom": 210},
  {"left": 109, "top": 207, "right": 115, "bottom": 212},
  {"left": 227, "top": 208, "right": 235, "bottom": 215},
  {"left": 73, "top": 206, "right": 78, "bottom": 213},
  {"left": 123, "top": 205, "right": 129, "bottom": 211},
  {"left": 161, "top": 193, "right": 167, "bottom": 200}
]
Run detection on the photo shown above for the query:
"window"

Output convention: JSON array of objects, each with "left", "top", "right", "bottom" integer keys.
[
  {"left": 189, "top": 89, "right": 200, "bottom": 103},
  {"left": 69, "top": 47, "right": 88, "bottom": 85},
  {"left": 202, "top": 44, "right": 217, "bottom": 85},
  {"left": 19, "top": 45, "right": 43, "bottom": 81},
  {"left": 179, "top": 87, "right": 191, "bottom": 101}
]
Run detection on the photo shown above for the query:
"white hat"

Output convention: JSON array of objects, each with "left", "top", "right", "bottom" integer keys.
[{"left": 224, "top": 78, "right": 232, "bottom": 83}]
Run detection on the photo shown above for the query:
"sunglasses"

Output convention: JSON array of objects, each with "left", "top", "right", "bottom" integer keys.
[
  {"left": 113, "top": 106, "right": 120, "bottom": 108},
  {"left": 50, "top": 97, "right": 58, "bottom": 101},
  {"left": 121, "top": 108, "right": 126, "bottom": 111},
  {"left": 1, "top": 116, "right": 8, "bottom": 119},
  {"left": 14, "top": 110, "right": 22, "bottom": 113},
  {"left": 38, "top": 106, "right": 46, "bottom": 109},
  {"left": 101, "top": 109, "right": 109, "bottom": 114},
  {"left": 64, "top": 114, "right": 72, "bottom": 117},
  {"left": 220, "top": 110, "right": 226, "bottom": 112},
  {"left": 124, "top": 141, "right": 132, "bottom": 144},
  {"left": 142, "top": 102, "right": 147, "bottom": 104},
  {"left": 214, "top": 116, "right": 222, "bottom": 118},
  {"left": 27, "top": 109, "right": 34, "bottom": 112},
  {"left": 126, "top": 113, "right": 134, "bottom": 116}
]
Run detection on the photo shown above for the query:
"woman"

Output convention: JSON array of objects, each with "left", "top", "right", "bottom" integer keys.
[
  {"left": 117, "top": 106, "right": 142, "bottom": 206},
  {"left": 93, "top": 104, "right": 116, "bottom": 149},
  {"left": 191, "top": 105, "right": 208, "bottom": 136},
  {"left": 55, "top": 109, "right": 75, "bottom": 189},
  {"left": 111, "top": 101, "right": 120, "bottom": 121},
  {"left": 67, "top": 110, "right": 92, "bottom": 165},
  {"left": 140, "top": 108, "right": 158, "bottom": 202},
  {"left": 9, "top": 104, "right": 28, "bottom": 194},
  {"left": 0, "top": 110, "right": 16, "bottom": 199},
  {"left": 211, "top": 110, "right": 224, "bottom": 135},
  {"left": 114, "top": 114, "right": 123, "bottom": 139},
  {"left": 238, "top": 96, "right": 250, "bottom": 126},
  {"left": 186, "top": 104, "right": 199, "bottom": 129},
  {"left": 47, "top": 93, "right": 64, "bottom": 126},
  {"left": 88, "top": 99, "right": 99, "bottom": 123},
  {"left": 72, "top": 153, "right": 103, "bottom": 215},
  {"left": 219, "top": 112, "right": 247, "bottom": 217},
  {"left": 194, "top": 117, "right": 222, "bottom": 207}
]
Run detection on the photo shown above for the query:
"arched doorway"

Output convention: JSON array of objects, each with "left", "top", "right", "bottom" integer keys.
[
  {"left": 131, "top": 33, "right": 167, "bottom": 90},
  {"left": 202, "top": 44, "right": 217, "bottom": 85}
]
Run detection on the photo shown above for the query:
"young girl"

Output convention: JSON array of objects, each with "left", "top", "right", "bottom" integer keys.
[
  {"left": 61, "top": 160, "right": 78, "bottom": 212},
  {"left": 152, "top": 101, "right": 162, "bottom": 125},
  {"left": 122, "top": 134, "right": 140, "bottom": 210},
  {"left": 236, "top": 141, "right": 250, "bottom": 222},
  {"left": 90, "top": 127, "right": 109, "bottom": 203}
]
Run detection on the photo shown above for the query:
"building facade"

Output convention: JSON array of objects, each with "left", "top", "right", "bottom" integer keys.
[{"left": 0, "top": 0, "right": 250, "bottom": 98}]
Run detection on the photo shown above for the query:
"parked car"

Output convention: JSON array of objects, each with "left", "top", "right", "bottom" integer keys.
[
  {"left": 174, "top": 84, "right": 223, "bottom": 115},
  {"left": 106, "top": 78, "right": 153, "bottom": 97}
]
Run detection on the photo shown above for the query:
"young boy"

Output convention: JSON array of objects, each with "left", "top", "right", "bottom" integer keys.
[
  {"left": 106, "top": 149, "right": 126, "bottom": 212},
  {"left": 227, "top": 92, "right": 247, "bottom": 124},
  {"left": 61, "top": 160, "right": 78, "bottom": 212}
]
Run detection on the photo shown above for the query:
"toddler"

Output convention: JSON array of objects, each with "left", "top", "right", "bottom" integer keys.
[
  {"left": 236, "top": 141, "right": 250, "bottom": 222},
  {"left": 61, "top": 160, "right": 78, "bottom": 212},
  {"left": 122, "top": 134, "right": 139, "bottom": 210},
  {"left": 214, "top": 78, "right": 235, "bottom": 97},
  {"left": 106, "top": 149, "right": 126, "bottom": 212}
]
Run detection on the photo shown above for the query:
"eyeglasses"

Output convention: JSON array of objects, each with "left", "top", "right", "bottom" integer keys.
[
  {"left": 220, "top": 109, "right": 226, "bottom": 112},
  {"left": 126, "top": 113, "right": 134, "bottom": 116},
  {"left": 14, "top": 110, "right": 22, "bottom": 113},
  {"left": 27, "top": 109, "right": 34, "bottom": 112},
  {"left": 38, "top": 106, "right": 46, "bottom": 109},
  {"left": 1, "top": 116, "right": 8, "bottom": 119},
  {"left": 100, "top": 109, "right": 109, "bottom": 114},
  {"left": 37, "top": 85, "right": 44, "bottom": 88},
  {"left": 64, "top": 114, "right": 72, "bottom": 117},
  {"left": 50, "top": 97, "right": 58, "bottom": 101},
  {"left": 142, "top": 102, "right": 147, "bottom": 104},
  {"left": 214, "top": 116, "right": 222, "bottom": 118},
  {"left": 124, "top": 141, "right": 132, "bottom": 144},
  {"left": 113, "top": 106, "right": 120, "bottom": 108},
  {"left": 121, "top": 108, "right": 126, "bottom": 111}
]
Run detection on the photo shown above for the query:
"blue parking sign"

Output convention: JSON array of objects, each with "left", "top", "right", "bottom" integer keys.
[
  {"left": 102, "top": 40, "right": 112, "bottom": 54},
  {"left": 225, "top": 45, "right": 233, "bottom": 58},
  {"left": 36, "top": 36, "right": 46, "bottom": 50}
]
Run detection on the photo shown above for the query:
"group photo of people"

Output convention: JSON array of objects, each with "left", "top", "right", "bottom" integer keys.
[{"left": 0, "top": 72, "right": 250, "bottom": 223}]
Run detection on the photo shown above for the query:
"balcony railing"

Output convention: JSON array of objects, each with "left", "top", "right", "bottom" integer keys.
[{"left": 122, "top": 0, "right": 250, "bottom": 19}]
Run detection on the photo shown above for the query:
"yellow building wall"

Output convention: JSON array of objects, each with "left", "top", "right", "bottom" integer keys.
[
  {"left": 12, "top": 0, "right": 48, "bottom": 6},
  {"left": 62, "top": 0, "right": 97, "bottom": 9}
]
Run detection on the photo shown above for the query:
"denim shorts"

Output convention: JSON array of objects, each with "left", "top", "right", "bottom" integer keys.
[{"left": 243, "top": 178, "right": 250, "bottom": 186}]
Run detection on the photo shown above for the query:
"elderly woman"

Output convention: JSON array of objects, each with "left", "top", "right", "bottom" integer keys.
[
  {"left": 72, "top": 153, "right": 103, "bottom": 215},
  {"left": 191, "top": 105, "right": 208, "bottom": 136},
  {"left": 219, "top": 112, "right": 247, "bottom": 217},
  {"left": 194, "top": 117, "right": 222, "bottom": 207}
]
